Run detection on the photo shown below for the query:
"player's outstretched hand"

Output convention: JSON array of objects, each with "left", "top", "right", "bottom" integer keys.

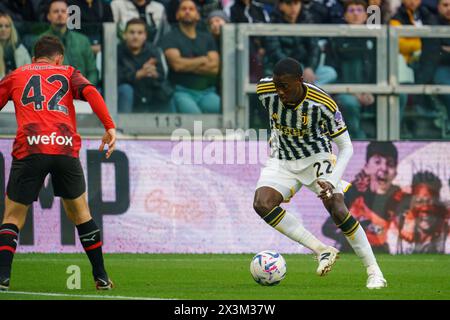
[
  {"left": 99, "top": 128, "right": 116, "bottom": 159},
  {"left": 317, "top": 180, "right": 334, "bottom": 201}
]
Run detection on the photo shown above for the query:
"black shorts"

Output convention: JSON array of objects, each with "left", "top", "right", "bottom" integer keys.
[{"left": 7, "top": 154, "right": 86, "bottom": 205}]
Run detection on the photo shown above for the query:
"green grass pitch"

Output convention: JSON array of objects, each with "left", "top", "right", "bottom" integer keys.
[{"left": 1, "top": 253, "right": 449, "bottom": 300}]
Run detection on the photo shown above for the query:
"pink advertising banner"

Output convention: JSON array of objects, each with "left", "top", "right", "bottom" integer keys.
[{"left": 0, "top": 139, "right": 449, "bottom": 254}]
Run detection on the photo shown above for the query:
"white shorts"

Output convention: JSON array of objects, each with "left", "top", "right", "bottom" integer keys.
[{"left": 256, "top": 153, "right": 351, "bottom": 202}]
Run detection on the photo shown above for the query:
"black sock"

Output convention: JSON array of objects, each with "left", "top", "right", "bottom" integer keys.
[
  {"left": 76, "top": 219, "right": 107, "bottom": 279},
  {"left": 0, "top": 224, "right": 19, "bottom": 279}
]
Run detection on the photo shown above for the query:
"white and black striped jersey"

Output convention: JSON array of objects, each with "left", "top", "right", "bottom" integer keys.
[{"left": 256, "top": 77, "right": 348, "bottom": 160}]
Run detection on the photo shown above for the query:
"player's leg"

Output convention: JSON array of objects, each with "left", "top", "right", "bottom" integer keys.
[
  {"left": 322, "top": 193, "right": 387, "bottom": 289},
  {"left": 51, "top": 156, "right": 113, "bottom": 290},
  {"left": 0, "top": 155, "right": 48, "bottom": 290},
  {"left": 61, "top": 194, "right": 112, "bottom": 290},
  {"left": 0, "top": 197, "right": 29, "bottom": 290},
  {"left": 253, "top": 187, "right": 329, "bottom": 256},
  {"left": 254, "top": 158, "right": 330, "bottom": 259}
]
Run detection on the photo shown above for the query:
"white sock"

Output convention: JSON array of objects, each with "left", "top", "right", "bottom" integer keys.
[
  {"left": 267, "top": 209, "right": 328, "bottom": 255},
  {"left": 344, "top": 224, "right": 381, "bottom": 274}
]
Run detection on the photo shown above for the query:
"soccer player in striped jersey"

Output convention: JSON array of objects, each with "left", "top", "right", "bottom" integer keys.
[{"left": 253, "top": 57, "right": 387, "bottom": 289}]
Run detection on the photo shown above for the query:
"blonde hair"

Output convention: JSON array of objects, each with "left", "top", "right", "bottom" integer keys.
[{"left": 0, "top": 13, "right": 19, "bottom": 78}]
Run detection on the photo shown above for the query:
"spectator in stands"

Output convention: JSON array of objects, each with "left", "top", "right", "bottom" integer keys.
[
  {"left": 390, "top": 0, "right": 439, "bottom": 133},
  {"left": 264, "top": 0, "right": 337, "bottom": 85},
  {"left": 67, "top": 0, "right": 114, "bottom": 55},
  {"left": 118, "top": 18, "right": 174, "bottom": 113},
  {"left": 207, "top": 9, "right": 229, "bottom": 51},
  {"left": 313, "top": 0, "right": 345, "bottom": 23},
  {"left": 167, "top": 0, "right": 223, "bottom": 25},
  {"left": 422, "top": 0, "right": 450, "bottom": 131},
  {"left": 0, "top": 13, "right": 31, "bottom": 79},
  {"left": 40, "top": 0, "right": 99, "bottom": 85},
  {"left": 390, "top": 0, "right": 437, "bottom": 82},
  {"left": 0, "top": 0, "right": 38, "bottom": 22},
  {"left": 207, "top": 10, "right": 229, "bottom": 94},
  {"left": 368, "top": 0, "right": 393, "bottom": 24},
  {"left": 111, "top": 0, "right": 170, "bottom": 45},
  {"left": 228, "top": 0, "right": 270, "bottom": 22},
  {"left": 228, "top": 0, "right": 269, "bottom": 83},
  {"left": 161, "top": 0, "right": 220, "bottom": 113},
  {"left": 329, "top": 0, "right": 377, "bottom": 139}
]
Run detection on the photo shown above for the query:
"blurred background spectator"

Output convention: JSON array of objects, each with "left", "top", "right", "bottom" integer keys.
[
  {"left": 313, "top": 0, "right": 345, "bottom": 23},
  {"left": 167, "top": 0, "right": 223, "bottom": 26},
  {"left": 111, "top": 0, "right": 170, "bottom": 45},
  {"left": 161, "top": 0, "right": 220, "bottom": 113},
  {"left": 0, "top": 0, "right": 39, "bottom": 22},
  {"left": 228, "top": 0, "right": 269, "bottom": 83},
  {"left": 328, "top": 0, "right": 376, "bottom": 139},
  {"left": 118, "top": 18, "right": 174, "bottom": 113},
  {"left": 368, "top": 0, "right": 393, "bottom": 24},
  {"left": 207, "top": 9, "right": 228, "bottom": 51},
  {"left": 264, "top": 0, "right": 337, "bottom": 85},
  {"left": 418, "top": 0, "right": 450, "bottom": 133},
  {"left": 207, "top": 9, "right": 229, "bottom": 94},
  {"left": 390, "top": 0, "right": 440, "bottom": 138},
  {"left": 38, "top": 0, "right": 99, "bottom": 85},
  {"left": 0, "top": 12, "right": 31, "bottom": 79},
  {"left": 67, "top": 0, "right": 114, "bottom": 53},
  {"left": 228, "top": 0, "right": 270, "bottom": 22},
  {"left": 390, "top": 0, "right": 436, "bottom": 83}
]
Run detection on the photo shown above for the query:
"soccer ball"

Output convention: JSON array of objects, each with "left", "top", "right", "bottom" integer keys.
[{"left": 250, "top": 250, "right": 287, "bottom": 286}]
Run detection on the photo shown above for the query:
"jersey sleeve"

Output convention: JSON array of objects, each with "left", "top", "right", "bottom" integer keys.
[
  {"left": 70, "top": 68, "right": 94, "bottom": 101},
  {"left": 319, "top": 98, "right": 348, "bottom": 139},
  {"left": 0, "top": 73, "right": 13, "bottom": 110},
  {"left": 256, "top": 77, "right": 276, "bottom": 108}
]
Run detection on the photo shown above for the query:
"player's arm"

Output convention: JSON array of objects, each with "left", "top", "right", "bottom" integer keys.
[
  {"left": 71, "top": 69, "right": 116, "bottom": 158},
  {"left": 329, "top": 130, "right": 354, "bottom": 188},
  {"left": 82, "top": 85, "right": 116, "bottom": 159},
  {"left": 319, "top": 98, "right": 353, "bottom": 189}
]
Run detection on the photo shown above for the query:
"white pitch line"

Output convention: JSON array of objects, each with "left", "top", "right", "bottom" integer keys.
[{"left": 1, "top": 290, "right": 174, "bottom": 300}]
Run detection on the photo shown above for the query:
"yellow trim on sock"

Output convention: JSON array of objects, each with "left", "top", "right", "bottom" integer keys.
[
  {"left": 344, "top": 222, "right": 360, "bottom": 237},
  {"left": 262, "top": 206, "right": 278, "bottom": 220},
  {"left": 270, "top": 210, "right": 286, "bottom": 227},
  {"left": 337, "top": 213, "right": 352, "bottom": 227}
]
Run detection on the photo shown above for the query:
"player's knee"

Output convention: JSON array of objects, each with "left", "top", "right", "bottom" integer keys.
[{"left": 253, "top": 198, "right": 278, "bottom": 217}]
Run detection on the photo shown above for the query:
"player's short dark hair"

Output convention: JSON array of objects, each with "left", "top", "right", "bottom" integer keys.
[
  {"left": 366, "top": 141, "right": 398, "bottom": 165},
  {"left": 412, "top": 171, "right": 442, "bottom": 195},
  {"left": 34, "top": 35, "right": 65, "bottom": 59},
  {"left": 125, "top": 18, "right": 147, "bottom": 32},
  {"left": 273, "top": 57, "right": 303, "bottom": 77}
]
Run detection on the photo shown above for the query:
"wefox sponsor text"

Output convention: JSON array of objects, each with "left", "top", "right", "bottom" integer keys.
[{"left": 26, "top": 132, "right": 73, "bottom": 146}]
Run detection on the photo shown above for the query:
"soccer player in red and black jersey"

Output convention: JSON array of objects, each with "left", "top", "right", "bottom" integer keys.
[{"left": 0, "top": 35, "right": 116, "bottom": 291}]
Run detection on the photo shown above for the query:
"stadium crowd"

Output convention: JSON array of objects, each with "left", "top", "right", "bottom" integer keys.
[{"left": 0, "top": 0, "right": 449, "bottom": 138}]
